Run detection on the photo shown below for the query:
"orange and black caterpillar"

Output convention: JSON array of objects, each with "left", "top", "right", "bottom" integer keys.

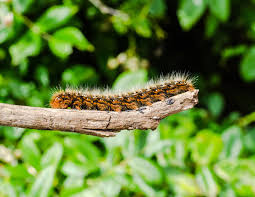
[{"left": 50, "top": 73, "right": 196, "bottom": 112}]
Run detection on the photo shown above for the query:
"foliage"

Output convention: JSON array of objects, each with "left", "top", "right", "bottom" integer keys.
[
  {"left": 0, "top": 0, "right": 255, "bottom": 196},
  {"left": 0, "top": 70, "right": 255, "bottom": 197}
]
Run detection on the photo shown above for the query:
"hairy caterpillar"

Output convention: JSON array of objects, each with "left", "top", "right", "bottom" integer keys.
[{"left": 50, "top": 73, "right": 196, "bottom": 112}]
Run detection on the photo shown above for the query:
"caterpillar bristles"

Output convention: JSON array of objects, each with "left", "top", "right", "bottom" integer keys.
[{"left": 50, "top": 72, "right": 196, "bottom": 112}]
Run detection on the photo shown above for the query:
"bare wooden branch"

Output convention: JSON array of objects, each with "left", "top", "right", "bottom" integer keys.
[{"left": 0, "top": 90, "right": 198, "bottom": 137}]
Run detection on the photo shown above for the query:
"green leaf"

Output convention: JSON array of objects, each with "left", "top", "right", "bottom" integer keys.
[
  {"left": 191, "top": 130, "right": 223, "bottom": 165},
  {"left": 144, "top": 139, "right": 172, "bottom": 157},
  {"left": 208, "top": 0, "right": 230, "bottom": 22},
  {"left": 0, "top": 179, "right": 17, "bottom": 197},
  {"left": 205, "top": 14, "right": 219, "bottom": 38},
  {"left": 1, "top": 9, "right": 27, "bottom": 44},
  {"left": 219, "top": 186, "right": 236, "bottom": 197},
  {"left": 196, "top": 166, "right": 220, "bottom": 197},
  {"left": 149, "top": 0, "right": 166, "bottom": 18},
  {"left": 64, "top": 136, "right": 100, "bottom": 163},
  {"left": 13, "top": 0, "right": 34, "bottom": 13},
  {"left": 177, "top": 0, "right": 207, "bottom": 31},
  {"left": 57, "top": 27, "right": 93, "bottom": 51},
  {"left": 8, "top": 80, "right": 35, "bottom": 100},
  {"left": 97, "top": 177, "right": 122, "bottom": 197},
  {"left": 35, "top": 66, "right": 49, "bottom": 87},
  {"left": 3, "top": 127, "right": 24, "bottom": 140},
  {"left": 62, "top": 64, "right": 98, "bottom": 85},
  {"left": 214, "top": 158, "right": 255, "bottom": 196},
  {"left": 113, "top": 69, "right": 148, "bottom": 91},
  {"left": 244, "top": 128, "right": 255, "bottom": 152},
  {"left": 207, "top": 92, "right": 225, "bottom": 117},
  {"left": 36, "top": 5, "right": 78, "bottom": 32},
  {"left": 113, "top": 173, "right": 134, "bottom": 190},
  {"left": 103, "top": 131, "right": 136, "bottom": 159},
  {"left": 222, "top": 45, "right": 247, "bottom": 59},
  {"left": 71, "top": 188, "right": 100, "bottom": 197},
  {"left": 167, "top": 171, "right": 202, "bottom": 196},
  {"left": 48, "top": 38, "right": 72, "bottom": 58},
  {"left": 167, "top": 140, "right": 189, "bottom": 167},
  {"left": 120, "top": 132, "right": 138, "bottom": 158},
  {"left": 133, "top": 174, "right": 158, "bottom": 197},
  {"left": 0, "top": 26, "right": 14, "bottom": 44},
  {"left": 60, "top": 176, "right": 84, "bottom": 196},
  {"left": 28, "top": 166, "right": 55, "bottom": 197},
  {"left": 220, "top": 126, "right": 243, "bottom": 159},
  {"left": 159, "top": 115, "right": 197, "bottom": 139},
  {"left": 128, "top": 157, "right": 162, "bottom": 184},
  {"left": 48, "top": 27, "right": 94, "bottom": 58},
  {"left": 69, "top": 176, "right": 122, "bottom": 197},
  {"left": 41, "top": 142, "right": 63, "bottom": 168},
  {"left": 61, "top": 160, "right": 96, "bottom": 177},
  {"left": 215, "top": 158, "right": 255, "bottom": 182},
  {"left": 240, "top": 46, "right": 255, "bottom": 82},
  {"left": 6, "top": 164, "right": 32, "bottom": 180},
  {"left": 133, "top": 18, "right": 152, "bottom": 38},
  {"left": 112, "top": 14, "right": 130, "bottom": 34},
  {"left": 9, "top": 31, "right": 41, "bottom": 65},
  {"left": 20, "top": 132, "right": 41, "bottom": 169}
]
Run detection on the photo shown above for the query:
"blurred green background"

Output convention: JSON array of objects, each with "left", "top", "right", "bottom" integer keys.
[{"left": 1, "top": 0, "right": 255, "bottom": 196}]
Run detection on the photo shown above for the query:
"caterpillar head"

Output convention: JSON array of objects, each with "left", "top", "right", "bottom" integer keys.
[{"left": 50, "top": 93, "right": 72, "bottom": 109}]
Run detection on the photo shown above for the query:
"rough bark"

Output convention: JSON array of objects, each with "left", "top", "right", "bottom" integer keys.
[{"left": 0, "top": 90, "right": 198, "bottom": 137}]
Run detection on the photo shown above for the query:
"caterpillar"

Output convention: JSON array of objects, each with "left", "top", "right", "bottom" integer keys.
[{"left": 50, "top": 73, "right": 196, "bottom": 112}]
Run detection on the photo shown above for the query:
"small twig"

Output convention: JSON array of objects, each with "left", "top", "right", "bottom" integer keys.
[
  {"left": 0, "top": 90, "right": 198, "bottom": 137},
  {"left": 13, "top": 12, "right": 52, "bottom": 41},
  {"left": 88, "top": 0, "right": 128, "bottom": 18}
]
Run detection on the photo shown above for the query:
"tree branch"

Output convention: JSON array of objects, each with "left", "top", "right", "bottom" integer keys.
[{"left": 0, "top": 90, "right": 198, "bottom": 137}]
